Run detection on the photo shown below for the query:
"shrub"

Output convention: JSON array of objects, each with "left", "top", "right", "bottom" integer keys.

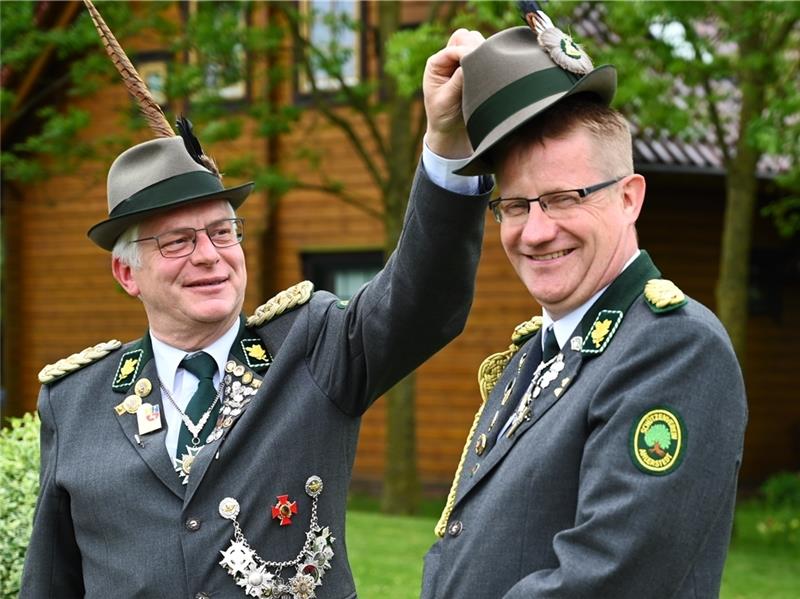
[
  {"left": 0, "top": 413, "right": 40, "bottom": 598},
  {"left": 755, "top": 471, "right": 800, "bottom": 546}
]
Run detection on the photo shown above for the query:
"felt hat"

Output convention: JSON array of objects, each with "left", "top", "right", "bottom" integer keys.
[
  {"left": 456, "top": 12, "right": 617, "bottom": 176},
  {"left": 87, "top": 135, "right": 253, "bottom": 250},
  {"left": 82, "top": 0, "right": 253, "bottom": 250}
]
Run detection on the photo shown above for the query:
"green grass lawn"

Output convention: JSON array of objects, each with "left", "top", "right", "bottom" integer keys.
[{"left": 346, "top": 500, "right": 800, "bottom": 598}]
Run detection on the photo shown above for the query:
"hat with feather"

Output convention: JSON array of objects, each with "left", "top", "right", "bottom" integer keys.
[
  {"left": 83, "top": 0, "right": 253, "bottom": 251},
  {"left": 455, "top": 1, "right": 617, "bottom": 176}
]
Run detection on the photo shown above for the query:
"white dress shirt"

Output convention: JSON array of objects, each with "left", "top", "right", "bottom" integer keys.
[{"left": 150, "top": 319, "right": 240, "bottom": 461}]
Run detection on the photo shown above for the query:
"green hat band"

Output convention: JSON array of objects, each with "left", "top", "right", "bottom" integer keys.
[
  {"left": 109, "top": 170, "right": 224, "bottom": 218},
  {"left": 466, "top": 66, "right": 579, "bottom": 150}
]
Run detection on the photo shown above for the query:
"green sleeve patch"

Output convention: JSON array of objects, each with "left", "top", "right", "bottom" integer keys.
[{"left": 629, "top": 406, "right": 686, "bottom": 476}]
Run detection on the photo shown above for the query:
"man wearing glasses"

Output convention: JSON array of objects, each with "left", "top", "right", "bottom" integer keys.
[
  {"left": 21, "top": 30, "right": 489, "bottom": 599},
  {"left": 423, "top": 14, "right": 746, "bottom": 599}
]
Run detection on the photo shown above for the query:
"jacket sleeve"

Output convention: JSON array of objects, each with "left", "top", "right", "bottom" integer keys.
[
  {"left": 19, "top": 385, "right": 85, "bottom": 598},
  {"left": 305, "top": 162, "right": 492, "bottom": 416},
  {"left": 503, "top": 309, "right": 747, "bottom": 598}
]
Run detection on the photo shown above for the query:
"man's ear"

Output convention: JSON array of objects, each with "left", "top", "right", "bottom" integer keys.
[
  {"left": 112, "top": 257, "right": 140, "bottom": 298},
  {"left": 621, "top": 173, "right": 646, "bottom": 223}
]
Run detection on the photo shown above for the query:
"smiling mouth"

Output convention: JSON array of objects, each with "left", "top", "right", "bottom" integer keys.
[
  {"left": 186, "top": 277, "right": 228, "bottom": 288},
  {"left": 530, "top": 249, "right": 572, "bottom": 261}
]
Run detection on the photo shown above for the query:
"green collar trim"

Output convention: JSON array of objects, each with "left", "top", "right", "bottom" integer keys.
[{"left": 578, "top": 251, "right": 661, "bottom": 357}]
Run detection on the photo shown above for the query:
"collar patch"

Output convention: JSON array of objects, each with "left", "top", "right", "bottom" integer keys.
[
  {"left": 629, "top": 407, "right": 685, "bottom": 476},
  {"left": 240, "top": 339, "right": 272, "bottom": 370},
  {"left": 581, "top": 309, "right": 622, "bottom": 355},
  {"left": 112, "top": 349, "right": 143, "bottom": 390}
]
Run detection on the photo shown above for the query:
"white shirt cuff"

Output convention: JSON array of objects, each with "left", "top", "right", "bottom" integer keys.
[{"left": 421, "top": 139, "right": 481, "bottom": 196}]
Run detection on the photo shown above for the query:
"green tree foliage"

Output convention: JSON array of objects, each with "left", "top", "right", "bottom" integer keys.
[
  {"left": 540, "top": 1, "right": 800, "bottom": 360},
  {"left": 644, "top": 423, "right": 672, "bottom": 456},
  {"left": 0, "top": 413, "right": 40, "bottom": 598}
]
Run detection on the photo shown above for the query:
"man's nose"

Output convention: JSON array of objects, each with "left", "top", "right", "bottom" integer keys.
[
  {"left": 190, "top": 230, "right": 220, "bottom": 263},
  {"left": 518, "top": 202, "right": 558, "bottom": 245}
]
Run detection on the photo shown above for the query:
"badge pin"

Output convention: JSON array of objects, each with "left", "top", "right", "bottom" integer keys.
[
  {"left": 122, "top": 394, "right": 142, "bottom": 414},
  {"left": 305, "top": 476, "right": 324, "bottom": 498},
  {"left": 474, "top": 433, "right": 487, "bottom": 456},
  {"left": 134, "top": 378, "right": 152, "bottom": 397},
  {"left": 271, "top": 495, "right": 298, "bottom": 526},
  {"left": 136, "top": 402, "right": 162, "bottom": 435},
  {"left": 113, "top": 402, "right": 126, "bottom": 415}
]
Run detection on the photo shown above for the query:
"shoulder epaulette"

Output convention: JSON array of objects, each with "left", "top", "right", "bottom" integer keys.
[
  {"left": 478, "top": 316, "right": 543, "bottom": 402},
  {"left": 644, "top": 279, "right": 687, "bottom": 314},
  {"left": 38, "top": 339, "right": 123, "bottom": 384},
  {"left": 247, "top": 280, "right": 315, "bottom": 328}
]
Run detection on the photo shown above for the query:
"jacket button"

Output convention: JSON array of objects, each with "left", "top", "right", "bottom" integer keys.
[
  {"left": 195, "top": 593, "right": 210, "bottom": 599},
  {"left": 448, "top": 520, "right": 463, "bottom": 537},
  {"left": 185, "top": 517, "right": 201, "bottom": 531}
]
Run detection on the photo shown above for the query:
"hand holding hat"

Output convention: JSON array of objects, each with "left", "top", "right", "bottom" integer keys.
[{"left": 423, "top": 28, "right": 485, "bottom": 159}]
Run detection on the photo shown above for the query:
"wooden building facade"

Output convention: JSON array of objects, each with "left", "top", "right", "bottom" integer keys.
[{"left": 2, "top": 1, "right": 797, "bottom": 495}]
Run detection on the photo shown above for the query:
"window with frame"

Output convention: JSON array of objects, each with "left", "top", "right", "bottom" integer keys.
[
  {"left": 186, "top": 0, "right": 248, "bottom": 102},
  {"left": 302, "top": 250, "right": 383, "bottom": 299},
  {"left": 297, "top": 0, "right": 361, "bottom": 94}
]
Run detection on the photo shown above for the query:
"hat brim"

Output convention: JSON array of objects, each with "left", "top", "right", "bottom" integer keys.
[
  {"left": 88, "top": 180, "right": 254, "bottom": 251},
  {"left": 454, "top": 65, "right": 617, "bottom": 176}
]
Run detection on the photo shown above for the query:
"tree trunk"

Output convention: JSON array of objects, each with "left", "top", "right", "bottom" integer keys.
[
  {"left": 377, "top": 1, "right": 421, "bottom": 515},
  {"left": 714, "top": 21, "right": 765, "bottom": 367},
  {"left": 381, "top": 373, "right": 420, "bottom": 514}
]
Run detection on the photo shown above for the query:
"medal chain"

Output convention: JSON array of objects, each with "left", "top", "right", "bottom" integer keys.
[
  {"left": 159, "top": 379, "right": 223, "bottom": 446},
  {"left": 231, "top": 494, "right": 321, "bottom": 570}
]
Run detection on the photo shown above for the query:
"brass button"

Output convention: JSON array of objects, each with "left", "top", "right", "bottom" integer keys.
[
  {"left": 185, "top": 517, "right": 201, "bottom": 532},
  {"left": 448, "top": 520, "right": 463, "bottom": 537}
]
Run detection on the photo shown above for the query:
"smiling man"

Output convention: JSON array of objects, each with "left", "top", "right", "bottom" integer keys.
[
  {"left": 422, "top": 12, "right": 747, "bottom": 599},
  {"left": 21, "top": 27, "right": 490, "bottom": 599}
]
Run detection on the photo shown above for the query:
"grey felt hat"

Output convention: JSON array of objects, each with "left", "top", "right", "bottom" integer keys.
[
  {"left": 456, "top": 21, "right": 617, "bottom": 176},
  {"left": 88, "top": 136, "right": 253, "bottom": 251}
]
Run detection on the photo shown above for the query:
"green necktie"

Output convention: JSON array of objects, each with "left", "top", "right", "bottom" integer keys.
[
  {"left": 542, "top": 327, "right": 560, "bottom": 362},
  {"left": 176, "top": 352, "right": 219, "bottom": 456}
]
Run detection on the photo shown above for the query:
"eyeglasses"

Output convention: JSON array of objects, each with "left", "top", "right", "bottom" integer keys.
[
  {"left": 133, "top": 217, "right": 244, "bottom": 258},
  {"left": 488, "top": 177, "right": 624, "bottom": 225}
]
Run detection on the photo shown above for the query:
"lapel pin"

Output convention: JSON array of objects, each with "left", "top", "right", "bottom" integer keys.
[{"left": 134, "top": 378, "right": 152, "bottom": 397}]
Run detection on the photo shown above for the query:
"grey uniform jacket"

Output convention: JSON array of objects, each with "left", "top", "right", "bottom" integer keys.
[
  {"left": 422, "top": 251, "right": 748, "bottom": 599},
  {"left": 20, "top": 165, "right": 490, "bottom": 599}
]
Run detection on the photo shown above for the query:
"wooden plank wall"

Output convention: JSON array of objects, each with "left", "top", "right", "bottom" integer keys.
[{"left": 4, "top": 1, "right": 796, "bottom": 497}]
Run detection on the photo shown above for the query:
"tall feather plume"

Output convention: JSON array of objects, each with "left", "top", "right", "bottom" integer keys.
[{"left": 83, "top": 0, "right": 174, "bottom": 138}]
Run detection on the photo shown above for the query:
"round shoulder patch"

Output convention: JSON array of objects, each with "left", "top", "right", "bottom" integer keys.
[{"left": 629, "top": 407, "right": 685, "bottom": 476}]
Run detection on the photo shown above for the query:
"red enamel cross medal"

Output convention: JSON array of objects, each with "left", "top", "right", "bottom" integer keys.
[{"left": 271, "top": 495, "right": 298, "bottom": 526}]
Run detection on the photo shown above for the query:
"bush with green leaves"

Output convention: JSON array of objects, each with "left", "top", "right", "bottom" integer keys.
[
  {"left": 755, "top": 471, "right": 800, "bottom": 546},
  {"left": 0, "top": 413, "right": 40, "bottom": 598}
]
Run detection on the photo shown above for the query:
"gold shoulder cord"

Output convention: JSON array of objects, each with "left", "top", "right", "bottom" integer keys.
[
  {"left": 435, "top": 317, "right": 542, "bottom": 537},
  {"left": 246, "top": 281, "right": 315, "bottom": 328},
  {"left": 38, "top": 340, "right": 123, "bottom": 384}
]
